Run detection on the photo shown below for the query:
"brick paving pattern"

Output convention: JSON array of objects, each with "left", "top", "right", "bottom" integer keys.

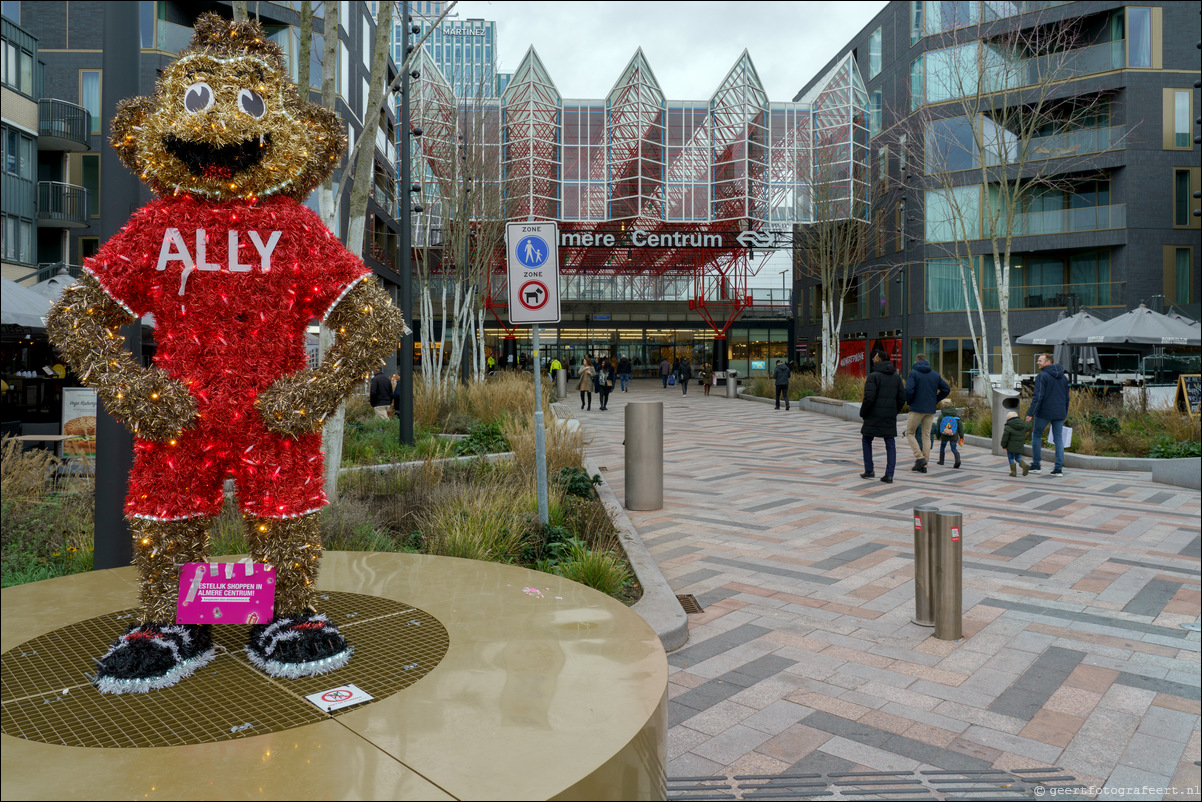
[{"left": 573, "top": 380, "right": 1201, "bottom": 800}]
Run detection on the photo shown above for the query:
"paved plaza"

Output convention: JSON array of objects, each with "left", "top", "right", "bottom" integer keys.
[{"left": 571, "top": 379, "right": 1200, "bottom": 799}]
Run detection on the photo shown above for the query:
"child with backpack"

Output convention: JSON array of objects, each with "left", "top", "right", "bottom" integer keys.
[
  {"left": 934, "top": 399, "right": 963, "bottom": 469},
  {"left": 1000, "top": 410, "right": 1032, "bottom": 477}
]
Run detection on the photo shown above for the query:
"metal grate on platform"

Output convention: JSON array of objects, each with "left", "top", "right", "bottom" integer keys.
[
  {"left": 667, "top": 768, "right": 1082, "bottom": 800},
  {"left": 0, "top": 591, "right": 449, "bottom": 749}
]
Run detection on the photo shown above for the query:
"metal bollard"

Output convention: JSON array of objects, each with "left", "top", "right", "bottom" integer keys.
[
  {"left": 624, "top": 401, "right": 663, "bottom": 510},
  {"left": 912, "top": 506, "right": 939, "bottom": 627},
  {"left": 990, "top": 388, "right": 1020, "bottom": 456},
  {"left": 554, "top": 368, "right": 567, "bottom": 400},
  {"left": 933, "top": 509, "right": 963, "bottom": 640}
]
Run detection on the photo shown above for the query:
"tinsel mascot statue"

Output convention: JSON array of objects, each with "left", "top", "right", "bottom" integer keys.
[{"left": 46, "top": 13, "right": 403, "bottom": 694}]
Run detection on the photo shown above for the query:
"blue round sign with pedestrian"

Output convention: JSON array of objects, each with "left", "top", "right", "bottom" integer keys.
[{"left": 515, "top": 235, "right": 549, "bottom": 269}]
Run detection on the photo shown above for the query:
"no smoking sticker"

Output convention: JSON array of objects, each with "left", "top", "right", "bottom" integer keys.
[{"left": 305, "top": 683, "right": 374, "bottom": 713}]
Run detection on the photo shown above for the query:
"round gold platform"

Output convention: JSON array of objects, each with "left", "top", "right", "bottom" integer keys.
[{"left": 0, "top": 552, "right": 668, "bottom": 800}]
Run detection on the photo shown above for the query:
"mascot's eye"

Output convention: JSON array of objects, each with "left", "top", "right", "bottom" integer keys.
[
  {"left": 184, "top": 82, "right": 214, "bottom": 113},
  {"left": 238, "top": 89, "right": 266, "bottom": 119}
]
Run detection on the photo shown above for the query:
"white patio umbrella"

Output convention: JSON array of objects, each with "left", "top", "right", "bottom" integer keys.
[
  {"left": 1, "top": 277, "right": 51, "bottom": 328},
  {"left": 28, "top": 267, "right": 77, "bottom": 304},
  {"left": 1066, "top": 304, "right": 1201, "bottom": 347}
]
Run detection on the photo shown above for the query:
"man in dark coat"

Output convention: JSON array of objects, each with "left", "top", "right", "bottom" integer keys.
[
  {"left": 368, "top": 366, "right": 393, "bottom": 419},
  {"left": 860, "top": 349, "right": 906, "bottom": 483},
  {"left": 773, "top": 359, "right": 792, "bottom": 410},
  {"left": 904, "top": 354, "right": 950, "bottom": 473},
  {"left": 1025, "top": 352, "right": 1070, "bottom": 476}
]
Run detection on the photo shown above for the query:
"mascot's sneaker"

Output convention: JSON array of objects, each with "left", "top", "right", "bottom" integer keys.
[
  {"left": 93, "top": 623, "right": 215, "bottom": 694},
  {"left": 245, "top": 612, "right": 352, "bottom": 678}
]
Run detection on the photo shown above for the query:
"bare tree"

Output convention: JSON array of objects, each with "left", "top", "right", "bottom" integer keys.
[{"left": 907, "top": 9, "right": 1126, "bottom": 389}]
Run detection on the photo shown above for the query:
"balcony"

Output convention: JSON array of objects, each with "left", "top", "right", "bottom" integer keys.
[
  {"left": 1026, "top": 125, "right": 1124, "bottom": 162},
  {"left": 37, "top": 99, "right": 91, "bottom": 151},
  {"left": 1013, "top": 204, "right": 1125, "bottom": 237},
  {"left": 36, "top": 182, "right": 89, "bottom": 228},
  {"left": 984, "top": 281, "right": 1125, "bottom": 309}
]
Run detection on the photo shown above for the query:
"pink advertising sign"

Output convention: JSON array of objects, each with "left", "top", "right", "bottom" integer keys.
[{"left": 176, "top": 560, "right": 276, "bottom": 625}]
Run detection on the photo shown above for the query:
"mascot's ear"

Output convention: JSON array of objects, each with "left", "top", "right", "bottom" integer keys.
[
  {"left": 111, "top": 96, "right": 156, "bottom": 175},
  {"left": 292, "top": 103, "right": 347, "bottom": 196}
]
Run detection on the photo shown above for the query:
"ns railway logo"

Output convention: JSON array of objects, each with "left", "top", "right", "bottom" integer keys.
[{"left": 556, "top": 229, "right": 793, "bottom": 250}]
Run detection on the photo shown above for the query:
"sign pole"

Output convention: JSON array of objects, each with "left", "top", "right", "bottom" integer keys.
[{"left": 532, "top": 323, "right": 549, "bottom": 525}]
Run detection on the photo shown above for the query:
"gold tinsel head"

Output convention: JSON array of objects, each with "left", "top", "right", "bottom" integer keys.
[{"left": 111, "top": 12, "right": 345, "bottom": 202}]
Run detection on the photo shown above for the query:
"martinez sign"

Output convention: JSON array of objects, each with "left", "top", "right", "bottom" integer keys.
[{"left": 557, "top": 229, "right": 794, "bottom": 250}]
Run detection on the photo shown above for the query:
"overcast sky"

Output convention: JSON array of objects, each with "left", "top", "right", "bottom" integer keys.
[{"left": 449, "top": 1, "right": 887, "bottom": 102}]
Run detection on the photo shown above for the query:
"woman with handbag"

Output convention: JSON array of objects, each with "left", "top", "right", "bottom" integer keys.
[
  {"left": 596, "top": 357, "right": 616, "bottom": 410},
  {"left": 577, "top": 356, "right": 596, "bottom": 411}
]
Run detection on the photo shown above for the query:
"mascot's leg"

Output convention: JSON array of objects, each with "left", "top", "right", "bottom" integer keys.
[
  {"left": 243, "top": 512, "right": 352, "bottom": 678},
  {"left": 93, "top": 517, "right": 216, "bottom": 694}
]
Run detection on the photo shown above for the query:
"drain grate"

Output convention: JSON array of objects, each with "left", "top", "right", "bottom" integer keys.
[
  {"left": 677, "top": 594, "right": 704, "bottom": 614},
  {"left": 668, "top": 768, "right": 1081, "bottom": 800},
  {"left": 0, "top": 591, "right": 449, "bottom": 749}
]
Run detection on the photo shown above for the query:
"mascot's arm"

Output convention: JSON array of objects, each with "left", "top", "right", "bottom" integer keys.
[
  {"left": 45, "top": 274, "right": 197, "bottom": 441},
  {"left": 256, "top": 277, "right": 403, "bottom": 438}
]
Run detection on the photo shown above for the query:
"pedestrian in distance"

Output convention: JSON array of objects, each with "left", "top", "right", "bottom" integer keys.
[
  {"left": 860, "top": 349, "right": 906, "bottom": 484},
  {"left": 548, "top": 356, "right": 562, "bottom": 382},
  {"left": 617, "top": 354, "right": 632, "bottom": 392},
  {"left": 596, "top": 357, "right": 615, "bottom": 410},
  {"left": 577, "top": 356, "right": 595, "bottom": 411},
  {"left": 933, "top": 399, "right": 963, "bottom": 468},
  {"left": 659, "top": 356, "right": 671, "bottom": 388},
  {"left": 369, "top": 366, "right": 393, "bottom": 419},
  {"left": 773, "top": 359, "right": 791, "bottom": 410},
  {"left": 698, "top": 362, "right": 714, "bottom": 396},
  {"left": 1026, "top": 352, "right": 1069, "bottom": 477},
  {"left": 904, "top": 353, "right": 950, "bottom": 473},
  {"left": 1000, "top": 410, "right": 1032, "bottom": 476},
  {"left": 678, "top": 358, "right": 693, "bottom": 395}
]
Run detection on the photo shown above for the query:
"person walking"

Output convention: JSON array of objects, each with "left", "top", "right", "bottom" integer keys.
[
  {"left": 369, "top": 366, "right": 393, "bottom": 419},
  {"left": 617, "top": 354, "right": 632, "bottom": 392},
  {"left": 698, "top": 362, "right": 714, "bottom": 396},
  {"left": 577, "top": 356, "right": 595, "bottom": 411},
  {"left": 773, "top": 359, "right": 791, "bottom": 410},
  {"left": 596, "top": 357, "right": 615, "bottom": 410},
  {"left": 548, "top": 356, "right": 562, "bottom": 382},
  {"left": 860, "top": 349, "right": 906, "bottom": 483},
  {"left": 933, "top": 399, "right": 963, "bottom": 469},
  {"left": 678, "top": 358, "right": 693, "bottom": 396},
  {"left": 659, "top": 356, "right": 671, "bottom": 388},
  {"left": 1026, "top": 352, "right": 1070, "bottom": 476},
  {"left": 904, "top": 353, "right": 950, "bottom": 473},
  {"left": 1000, "top": 411, "right": 1032, "bottom": 476}
]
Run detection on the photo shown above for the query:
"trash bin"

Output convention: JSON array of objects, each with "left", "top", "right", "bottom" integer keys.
[
  {"left": 990, "top": 388, "right": 1020, "bottom": 456},
  {"left": 725, "top": 369, "right": 740, "bottom": 399}
]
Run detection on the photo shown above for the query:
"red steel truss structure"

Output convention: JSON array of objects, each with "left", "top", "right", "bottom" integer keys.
[{"left": 409, "top": 47, "right": 868, "bottom": 336}]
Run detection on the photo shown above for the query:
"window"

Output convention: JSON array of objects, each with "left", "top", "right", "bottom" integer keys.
[
  {"left": 925, "top": 257, "right": 977, "bottom": 312},
  {"left": 925, "top": 185, "right": 979, "bottom": 243},
  {"left": 909, "top": 56, "right": 923, "bottom": 111},
  {"left": 877, "top": 146, "right": 889, "bottom": 189},
  {"left": 79, "top": 236, "right": 100, "bottom": 261},
  {"left": 910, "top": 1, "right": 923, "bottom": 44},
  {"left": 868, "top": 90, "right": 882, "bottom": 138},
  {"left": 868, "top": 27, "right": 882, "bottom": 79},
  {"left": 925, "top": 0, "right": 978, "bottom": 35},
  {"left": 81, "top": 154, "right": 100, "bottom": 218},
  {"left": 1174, "top": 168, "right": 1200, "bottom": 229},
  {"left": 1127, "top": 6, "right": 1151, "bottom": 67},
  {"left": 1, "top": 37, "right": 33, "bottom": 95},
  {"left": 338, "top": 41, "right": 349, "bottom": 101},
  {"left": 81, "top": 70, "right": 101, "bottom": 135},
  {"left": 362, "top": 17, "right": 370, "bottom": 69},
  {"left": 2, "top": 1, "right": 19, "bottom": 22},
  {"left": 1165, "top": 246, "right": 1194, "bottom": 304},
  {"left": 1, "top": 214, "right": 33, "bottom": 264},
  {"left": 1165, "top": 89, "right": 1192, "bottom": 150},
  {"left": 2, "top": 126, "right": 33, "bottom": 179}
]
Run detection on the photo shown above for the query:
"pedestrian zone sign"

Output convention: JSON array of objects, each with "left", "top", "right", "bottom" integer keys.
[{"left": 506, "top": 221, "right": 561, "bottom": 324}]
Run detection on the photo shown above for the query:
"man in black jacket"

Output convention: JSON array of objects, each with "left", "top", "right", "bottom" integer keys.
[
  {"left": 368, "top": 366, "right": 393, "bottom": 419},
  {"left": 1026, "top": 353, "right": 1070, "bottom": 476},
  {"left": 904, "top": 354, "right": 950, "bottom": 473},
  {"left": 773, "top": 360, "right": 791, "bottom": 410},
  {"left": 860, "top": 350, "right": 906, "bottom": 483}
]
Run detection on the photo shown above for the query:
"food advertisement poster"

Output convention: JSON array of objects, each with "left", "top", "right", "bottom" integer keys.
[{"left": 61, "top": 386, "right": 97, "bottom": 459}]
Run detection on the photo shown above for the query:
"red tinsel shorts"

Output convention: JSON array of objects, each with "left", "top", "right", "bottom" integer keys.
[{"left": 126, "top": 418, "right": 326, "bottom": 522}]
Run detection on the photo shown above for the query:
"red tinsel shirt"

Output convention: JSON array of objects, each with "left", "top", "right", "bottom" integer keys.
[{"left": 84, "top": 195, "right": 369, "bottom": 416}]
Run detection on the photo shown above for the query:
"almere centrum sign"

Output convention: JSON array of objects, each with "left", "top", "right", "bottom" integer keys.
[{"left": 557, "top": 229, "right": 795, "bottom": 250}]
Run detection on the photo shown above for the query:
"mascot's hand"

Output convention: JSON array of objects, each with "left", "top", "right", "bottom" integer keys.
[
  {"left": 256, "top": 370, "right": 337, "bottom": 438},
  {"left": 112, "top": 370, "right": 198, "bottom": 442}
]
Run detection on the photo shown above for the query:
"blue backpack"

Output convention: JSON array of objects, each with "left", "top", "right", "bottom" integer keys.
[{"left": 940, "top": 415, "right": 960, "bottom": 438}]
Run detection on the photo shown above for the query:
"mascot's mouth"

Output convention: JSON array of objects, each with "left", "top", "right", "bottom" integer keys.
[{"left": 163, "top": 134, "right": 272, "bottom": 180}]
